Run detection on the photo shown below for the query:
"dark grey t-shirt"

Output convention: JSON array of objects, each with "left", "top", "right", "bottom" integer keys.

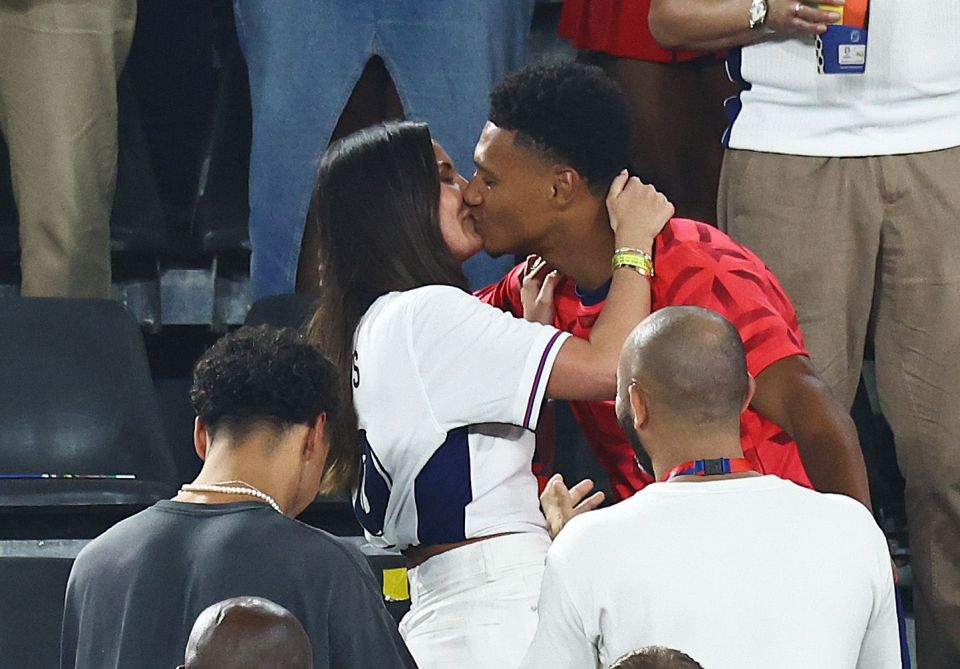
[{"left": 61, "top": 501, "right": 417, "bottom": 669}]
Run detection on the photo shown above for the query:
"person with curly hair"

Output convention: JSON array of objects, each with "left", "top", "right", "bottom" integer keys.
[
  {"left": 61, "top": 325, "right": 415, "bottom": 669},
  {"left": 472, "top": 61, "right": 871, "bottom": 510}
]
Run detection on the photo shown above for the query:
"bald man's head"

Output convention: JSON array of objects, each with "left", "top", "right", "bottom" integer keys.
[
  {"left": 616, "top": 307, "right": 750, "bottom": 463},
  {"left": 182, "top": 597, "right": 312, "bottom": 669},
  {"left": 609, "top": 646, "right": 705, "bottom": 669}
]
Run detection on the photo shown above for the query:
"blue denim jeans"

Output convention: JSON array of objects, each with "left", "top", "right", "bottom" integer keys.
[{"left": 234, "top": 0, "right": 535, "bottom": 300}]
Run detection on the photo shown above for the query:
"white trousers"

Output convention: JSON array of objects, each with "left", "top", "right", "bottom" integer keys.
[{"left": 400, "top": 532, "right": 551, "bottom": 669}]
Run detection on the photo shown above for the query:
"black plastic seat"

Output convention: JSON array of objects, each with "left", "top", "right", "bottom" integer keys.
[
  {"left": 189, "top": 27, "right": 252, "bottom": 255},
  {"left": 0, "top": 556, "right": 74, "bottom": 668},
  {"left": 244, "top": 293, "right": 317, "bottom": 330},
  {"left": 0, "top": 298, "right": 178, "bottom": 509},
  {"left": 0, "top": 133, "right": 19, "bottom": 274},
  {"left": 109, "top": 72, "right": 172, "bottom": 257}
]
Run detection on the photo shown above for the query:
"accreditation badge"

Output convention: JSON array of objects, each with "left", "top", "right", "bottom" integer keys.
[{"left": 815, "top": 0, "right": 869, "bottom": 74}]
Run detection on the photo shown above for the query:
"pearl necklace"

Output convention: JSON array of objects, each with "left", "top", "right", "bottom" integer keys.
[{"left": 179, "top": 480, "right": 283, "bottom": 514}]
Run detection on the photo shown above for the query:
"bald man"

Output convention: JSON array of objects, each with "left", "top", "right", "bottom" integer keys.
[
  {"left": 180, "top": 597, "right": 311, "bottom": 669},
  {"left": 521, "top": 307, "right": 902, "bottom": 669},
  {"left": 609, "top": 647, "right": 703, "bottom": 669}
]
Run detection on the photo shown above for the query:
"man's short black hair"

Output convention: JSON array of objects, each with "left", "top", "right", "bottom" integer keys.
[
  {"left": 489, "top": 60, "right": 632, "bottom": 191},
  {"left": 189, "top": 325, "right": 338, "bottom": 435}
]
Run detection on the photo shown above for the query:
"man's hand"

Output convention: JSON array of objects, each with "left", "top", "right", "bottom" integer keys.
[
  {"left": 540, "top": 473, "right": 606, "bottom": 539},
  {"left": 606, "top": 170, "right": 674, "bottom": 254},
  {"left": 765, "top": 0, "right": 843, "bottom": 37},
  {"left": 521, "top": 255, "right": 561, "bottom": 325}
]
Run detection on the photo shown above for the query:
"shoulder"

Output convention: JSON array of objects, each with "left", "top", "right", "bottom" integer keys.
[
  {"left": 657, "top": 218, "right": 763, "bottom": 269},
  {"left": 73, "top": 506, "right": 157, "bottom": 564},
  {"left": 384, "top": 285, "right": 478, "bottom": 317},
  {"left": 282, "top": 519, "right": 375, "bottom": 575},
  {"left": 359, "top": 286, "right": 478, "bottom": 339},
  {"left": 549, "top": 496, "right": 647, "bottom": 564}
]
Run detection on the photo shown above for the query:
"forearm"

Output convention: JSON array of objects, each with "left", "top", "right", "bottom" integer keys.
[
  {"left": 547, "top": 266, "right": 651, "bottom": 400},
  {"left": 649, "top": 0, "right": 764, "bottom": 51},
  {"left": 751, "top": 356, "right": 873, "bottom": 508},
  {"left": 791, "top": 407, "right": 873, "bottom": 509},
  {"left": 650, "top": 0, "right": 842, "bottom": 51}
]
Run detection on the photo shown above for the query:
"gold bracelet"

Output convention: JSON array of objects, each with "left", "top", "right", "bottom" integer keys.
[{"left": 614, "top": 246, "right": 653, "bottom": 259}]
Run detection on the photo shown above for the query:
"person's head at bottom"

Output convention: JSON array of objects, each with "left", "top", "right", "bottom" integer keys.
[
  {"left": 178, "top": 596, "right": 312, "bottom": 669},
  {"left": 609, "top": 646, "right": 705, "bottom": 669}
]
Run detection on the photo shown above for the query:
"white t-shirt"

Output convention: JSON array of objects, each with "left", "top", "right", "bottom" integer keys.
[
  {"left": 726, "top": 0, "right": 960, "bottom": 156},
  {"left": 521, "top": 476, "right": 901, "bottom": 669},
  {"left": 351, "top": 285, "right": 570, "bottom": 550}
]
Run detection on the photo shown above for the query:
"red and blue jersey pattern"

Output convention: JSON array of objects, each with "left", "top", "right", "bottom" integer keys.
[{"left": 476, "top": 218, "right": 813, "bottom": 501}]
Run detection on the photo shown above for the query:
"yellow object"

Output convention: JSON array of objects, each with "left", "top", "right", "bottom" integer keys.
[
  {"left": 383, "top": 567, "right": 410, "bottom": 602},
  {"left": 816, "top": 3, "right": 844, "bottom": 20}
]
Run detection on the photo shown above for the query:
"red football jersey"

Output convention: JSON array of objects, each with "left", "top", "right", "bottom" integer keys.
[{"left": 476, "top": 219, "right": 813, "bottom": 501}]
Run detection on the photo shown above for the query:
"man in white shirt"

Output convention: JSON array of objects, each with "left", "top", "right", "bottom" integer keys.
[
  {"left": 522, "top": 307, "right": 902, "bottom": 669},
  {"left": 646, "top": 3, "right": 960, "bottom": 665}
]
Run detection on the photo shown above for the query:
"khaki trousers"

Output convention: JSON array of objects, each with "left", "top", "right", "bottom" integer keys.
[
  {"left": 0, "top": 0, "right": 135, "bottom": 297},
  {"left": 719, "top": 145, "right": 960, "bottom": 669}
]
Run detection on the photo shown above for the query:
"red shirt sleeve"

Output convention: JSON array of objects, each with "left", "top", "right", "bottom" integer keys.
[{"left": 474, "top": 262, "right": 526, "bottom": 318}]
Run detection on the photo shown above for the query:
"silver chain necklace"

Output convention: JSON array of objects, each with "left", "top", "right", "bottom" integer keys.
[{"left": 179, "top": 480, "right": 283, "bottom": 514}]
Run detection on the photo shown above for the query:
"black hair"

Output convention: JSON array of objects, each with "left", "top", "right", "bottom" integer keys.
[
  {"left": 306, "top": 121, "right": 467, "bottom": 493},
  {"left": 189, "top": 325, "right": 338, "bottom": 437},
  {"left": 610, "top": 647, "right": 705, "bottom": 669},
  {"left": 489, "top": 61, "right": 633, "bottom": 192}
]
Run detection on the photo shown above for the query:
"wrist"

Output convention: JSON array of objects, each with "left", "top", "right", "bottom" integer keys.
[
  {"left": 612, "top": 248, "right": 654, "bottom": 279},
  {"left": 613, "top": 234, "right": 655, "bottom": 255}
]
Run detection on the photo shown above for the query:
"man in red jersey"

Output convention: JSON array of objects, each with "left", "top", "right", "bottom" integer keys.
[{"left": 468, "top": 61, "right": 871, "bottom": 507}]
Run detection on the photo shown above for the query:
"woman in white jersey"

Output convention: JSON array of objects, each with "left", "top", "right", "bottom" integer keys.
[{"left": 307, "top": 121, "right": 671, "bottom": 668}]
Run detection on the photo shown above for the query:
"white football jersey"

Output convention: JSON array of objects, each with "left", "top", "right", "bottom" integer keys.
[{"left": 351, "top": 285, "right": 570, "bottom": 550}]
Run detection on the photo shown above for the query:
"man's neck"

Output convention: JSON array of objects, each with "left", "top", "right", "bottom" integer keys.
[
  {"left": 649, "top": 432, "right": 754, "bottom": 483},
  {"left": 176, "top": 448, "right": 291, "bottom": 512},
  {"left": 539, "top": 197, "right": 614, "bottom": 292}
]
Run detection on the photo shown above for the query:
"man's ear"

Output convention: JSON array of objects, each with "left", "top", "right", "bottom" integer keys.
[
  {"left": 742, "top": 373, "right": 757, "bottom": 413},
  {"left": 551, "top": 166, "right": 581, "bottom": 206},
  {"left": 303, "top": 412, "right": 330, "bottom": 464},
  {"left": 193, "top": 417, "right": 210, "bottom": 462},
  {"left": 629, "top": 384, "right": 649, "bottom": 433}
]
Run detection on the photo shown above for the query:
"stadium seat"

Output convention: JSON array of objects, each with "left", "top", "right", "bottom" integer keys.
[
  {"left": 189, "top": 28, "right": 252, "bottom": 256},
  {"left": 110, "top": 72, "right": 173, "bottom": 258},
  {"left": 0, "top": 298, "right": 178, "bottom": 509},
  {"left": 0, "top": 133, "right": 19, "bottom": 286},
  {"left": 0, "top": 556, "right": 74, "bottom": 669}
]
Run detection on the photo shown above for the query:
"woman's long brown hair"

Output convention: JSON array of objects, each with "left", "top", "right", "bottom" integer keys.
[{"left": 306, "top": 121, "right": 468, "bottom": 494}]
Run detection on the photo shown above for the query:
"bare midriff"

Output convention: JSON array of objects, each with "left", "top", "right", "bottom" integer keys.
[{"left": 402, "top": 531, "right": 518, "bottom": 570}]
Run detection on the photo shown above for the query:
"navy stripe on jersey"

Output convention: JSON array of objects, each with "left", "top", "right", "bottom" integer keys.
[
  {"left": 722, "top": 47, "right": 751, "bottom": 147},
  {"left": 523, "top": 331, "right": 566, "bottom": 429},
  {"left": 414, "top": 427, "right": 472, "bottom": 545},
  {"left": 354, "top": 430, "right": 393, "bottom": 539}
]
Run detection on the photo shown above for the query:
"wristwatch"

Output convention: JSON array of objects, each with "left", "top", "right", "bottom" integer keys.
[{"left": 748, "top": 0, "right": 769, "bottom": 29}]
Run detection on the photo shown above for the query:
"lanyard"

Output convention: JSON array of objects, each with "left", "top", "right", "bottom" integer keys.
[{"left": 661, "top": 457, "right": 755, "bottom": 482}]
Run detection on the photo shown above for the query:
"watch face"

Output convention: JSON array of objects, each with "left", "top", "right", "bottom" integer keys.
[{"left": 749, "top": 0, "right": 767, "bottom": 25}]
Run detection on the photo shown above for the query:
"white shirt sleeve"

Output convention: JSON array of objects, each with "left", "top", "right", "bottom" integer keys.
[
  {"left": 405, "top": 285, "right": 570, "bottom": 432},
  {"left": 856, "top": 523, "right": 904, "bottom": 669},
  {"left": 520, "top": 548, "right": 599, "bottom": 669}
]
